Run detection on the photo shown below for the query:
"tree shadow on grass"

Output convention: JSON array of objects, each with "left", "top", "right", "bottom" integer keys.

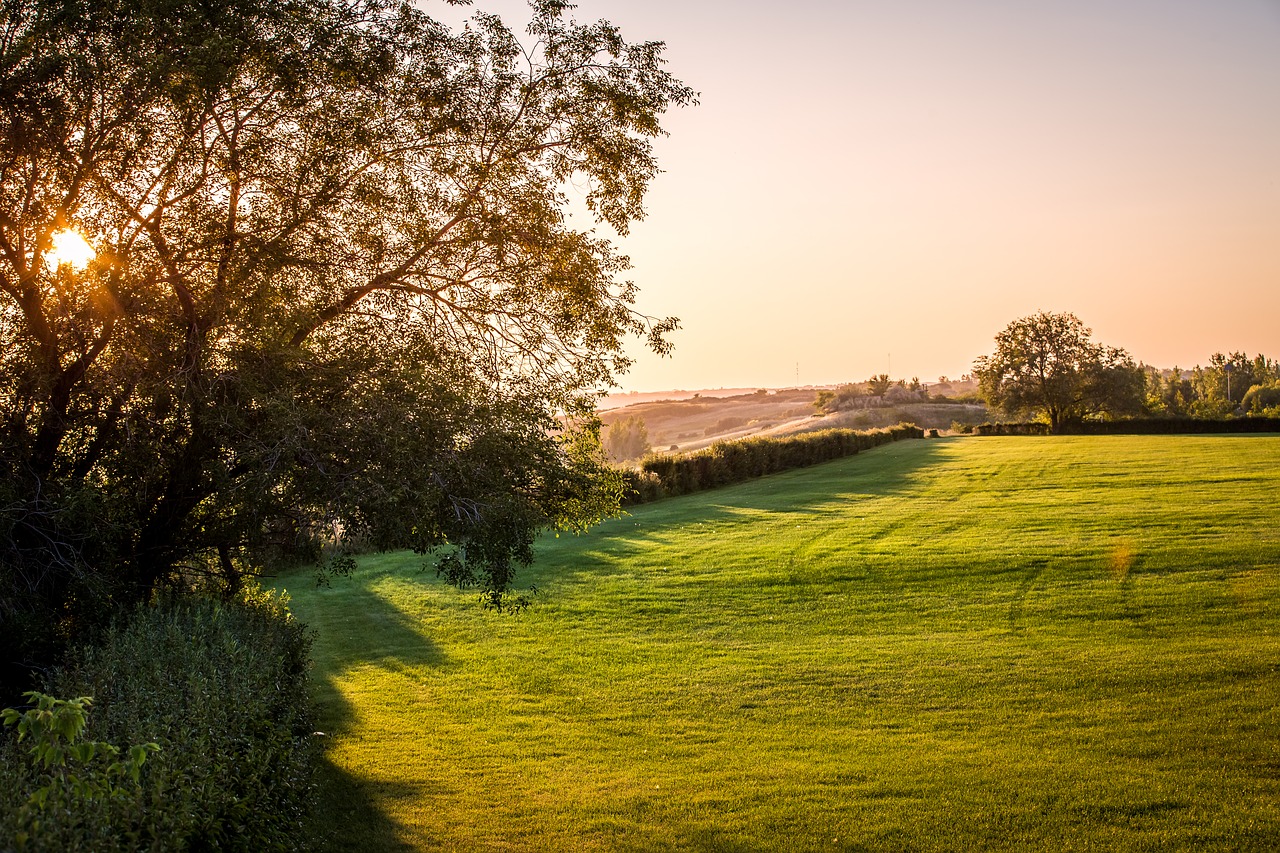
[
  {"left": 560, "top": 438, "right": 953, "bottom": 560},
  {"left": 308, "top": 756, "right": 418, "bottom": 852},
  {"left": 290, "top": 565, "right": 452, "bottom": 851},
  {"left": 298, "top": 439, "right": 954, "bottom": 849}
]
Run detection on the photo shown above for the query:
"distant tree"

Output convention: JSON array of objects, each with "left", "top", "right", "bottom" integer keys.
[
  {"left": 604, "top": 417, "right": 651, "bottom": 463},
  {"left": 1242, "top": 383, "right": 1280, "bottom": 416},
  {"left": 973, "top": 312, "right": 1146, "bottom": 432},
  {"left": 1147, "top": 367, "right": 1195, "bottom": 417},
  {"left": 866, "top": 374, "right": 892, "bottom": 397},
  {"left": 814, "top": 384, "right": 863, "bottom": 414},
  {"left": 1252, "top": 354, "right": 1278, "bottom": 385},
  {"left": 1198, "top": 352, "right": 1258, "bottom": 408}
]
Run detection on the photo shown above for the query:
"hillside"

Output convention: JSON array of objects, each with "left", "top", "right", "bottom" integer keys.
[{"left": 600, "top": 385, "right": 988, "bottom": 454}]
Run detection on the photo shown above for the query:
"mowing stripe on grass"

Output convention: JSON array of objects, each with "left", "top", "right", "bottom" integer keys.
[{"left": 284, "top": 435, "right": 1280, "bottom": 851}]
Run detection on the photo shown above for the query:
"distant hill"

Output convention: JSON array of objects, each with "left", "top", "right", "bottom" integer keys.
[
  {"left": 599, "top": 387, "right": 781, "bottom": 411},
  {"left": 599, "top": 386, "right": 989, "bottom": 454}
]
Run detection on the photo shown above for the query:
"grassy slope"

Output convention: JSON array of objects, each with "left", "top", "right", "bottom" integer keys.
[{"left": 284, "top": 436, "right": 1280, "bottom": 851}]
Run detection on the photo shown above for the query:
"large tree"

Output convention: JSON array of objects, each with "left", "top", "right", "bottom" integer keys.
[
  {"left": 0, "top": 0, "right": 693, "bottom": 676},
  {"left": 973, "top": 312, "right": 1145, "bottom": 432}
]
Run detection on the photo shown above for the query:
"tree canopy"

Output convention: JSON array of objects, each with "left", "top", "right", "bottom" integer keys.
[
  {"left": 603, "top": 415, "right": 650, "bottom": 463},
  {"left": 0, "top": 0, "right": 693, "bottom": 676},
  {"left": 973, "top": 312, "right": 1145, "bottom": 432}
]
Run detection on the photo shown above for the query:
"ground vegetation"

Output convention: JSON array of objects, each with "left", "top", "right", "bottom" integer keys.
[
  {"left": 1, "top": 587, "right": 314, "bottom": 850},
  {"left": 286, "top": 435, "right": 1280, "bottom": 851}
]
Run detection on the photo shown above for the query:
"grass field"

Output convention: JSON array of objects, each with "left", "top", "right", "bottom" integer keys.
[{"left": 281, "top": 435, "right": 1280, "bottom": 851}]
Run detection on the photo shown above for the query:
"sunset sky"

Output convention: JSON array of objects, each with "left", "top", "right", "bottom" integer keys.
[{"left": 443, "top": 0, "right": 1280, "bottom": 391}]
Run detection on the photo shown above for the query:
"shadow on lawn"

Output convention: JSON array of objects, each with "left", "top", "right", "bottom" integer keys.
[
  {"left": 308, "top": 756, "right": 418, "bottom": 852},
  {"left": 302, "top": 438, "right": 954, "bottom": 849},
  {"left": 569, "top": 437, "right": 953, "bottom": 556},
  {"left": 297, "top": 566, "right": 450, "bottom": 851}
]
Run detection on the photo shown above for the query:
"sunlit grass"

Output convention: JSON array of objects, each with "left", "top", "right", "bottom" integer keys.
[{"left": 283, "top": 435, "right": 1280, "bottom": 851}]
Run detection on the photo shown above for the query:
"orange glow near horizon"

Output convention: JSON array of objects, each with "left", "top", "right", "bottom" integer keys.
[{"left": 579, "top": 0, "right": 1280, "bottom": 391}]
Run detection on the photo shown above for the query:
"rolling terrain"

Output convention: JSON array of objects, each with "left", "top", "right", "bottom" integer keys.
[{"left": 599, "top": 386, "right": 988, "bottom": 454}]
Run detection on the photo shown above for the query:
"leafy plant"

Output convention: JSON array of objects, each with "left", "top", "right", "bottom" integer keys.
[
  {"left": 1, "top": 692, "right": 158, "bottom": 851},
  {"left": 2, "top": 588, "right": 315, "bottom": 851}
]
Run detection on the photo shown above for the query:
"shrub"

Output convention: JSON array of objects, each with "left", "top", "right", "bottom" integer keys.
[
  {"left": 1, "top": 586, "right": 315, "bottom": 852},
  {"left": 971, "top": 422, "right": 1051, "bottom": 436},
  {"left": 972, "top": 418, "right": 1280, "bottom": 436},
  {"left": 632, "top": 423, "right": 924, "bottom": 501},
  {"left": 1, "top": 693, "right": 159, "bottom": 852}
]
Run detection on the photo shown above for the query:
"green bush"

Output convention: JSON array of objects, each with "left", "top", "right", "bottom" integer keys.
[
  {"left": 0, "top": 586, "right": 315, "bottom": 852},
  {"left": 972, "top": 418, "right": 1280, "bottom": 436},
  {"left": 629, "top": 423, "right": 924, "bottom": 501},
  {"left": 1, "top": 693, "right": 159, "bottom": 851}
]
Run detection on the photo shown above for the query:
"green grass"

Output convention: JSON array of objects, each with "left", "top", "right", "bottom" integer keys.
[{"left": 282, "top": 436, "right": 1280, "bottom": 851}]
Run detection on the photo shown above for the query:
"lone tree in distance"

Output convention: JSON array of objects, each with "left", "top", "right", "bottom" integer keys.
[
  {"left": 0, "top": 0, "right": 694, "bottom": 679},
  {"left": 604, "top": 416, "right": 651, "bottom": 463},
  {"left": 973, "top": 311, "right": 1146, "bottom": 432}
]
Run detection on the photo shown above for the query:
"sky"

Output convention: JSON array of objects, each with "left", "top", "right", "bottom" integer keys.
[{"left": 437, "top": 0, "right": 1280, "bottom": 391}]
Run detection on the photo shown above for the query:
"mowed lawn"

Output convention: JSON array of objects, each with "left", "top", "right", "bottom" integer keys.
[{"left": 283, "top": 435, "right": 1280, "bottom": 851}]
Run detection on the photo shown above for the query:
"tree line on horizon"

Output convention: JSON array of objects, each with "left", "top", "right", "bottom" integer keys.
[
  {"left": 605, "top": 312, "right": 1279, "bottom": 463},
  {"left": 808, "top": 313, "right": 1276, "bottom": 432},
  {"left": 974, "top": 311, "right": 1279, "bottom": 431}
]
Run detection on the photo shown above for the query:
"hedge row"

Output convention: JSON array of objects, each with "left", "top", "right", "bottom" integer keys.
[
  {"left": 0, "top": 587, "right": 315, "bottom": 852},
  {"left": 969, "top": 422, "right": 1051, "bottom": 436},
  {"left": 973, "top": 417, "right": 1280, "bottom": 436},
  {"left": 623, "top": 423, "right": 926, "bottom": 502}
]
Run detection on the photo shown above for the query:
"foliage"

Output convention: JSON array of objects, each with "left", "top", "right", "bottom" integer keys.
[
  {"left": 603, "top": 415, "right": 651, "bottom": 463},
  {"left": 1, "top": 586, "right": 315, "bottom": 851},
  {"left": 866, "top": 373, "right": 893, "bottom": 397},
  {"left": 1146, "top": 367, "right": 1196, "bottom": 416},
  {"left": 0, "top": 0, "right": 692, "bottom": 683},
  {"left": 632, "top": 423, "right": 924, "bottom": 500},
  {"left": 814, "top": 383, "right": 864, "bottom": 413},
  {"left": 1195, "top": 352, "right": 1276, "bottom": 407},
  {"left": 973, "top": 311, "right": 1146, "bottom": 431},
  {"left": 1242, "top": 383, "right": 1280, "bottom": 416},
  {"left": 289, "top": 436, "right": 1280, "bottom": 851},
  {"left": 1143, "top": 354, "right": 1279, "bottom": 419},
  {"left": 1, "top": 692, "right": 159, "bottom": 851}
]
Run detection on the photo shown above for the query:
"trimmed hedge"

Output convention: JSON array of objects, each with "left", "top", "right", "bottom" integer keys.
[
  {"left": 0, "top": 587, "right": 315, "bottom": 852},
  {"left": 623, "top": 423, "right": 925, "bottom": 502},
  {"left": 970, "top": 422, "right": 1051, "bottom": 436},
  {"left": 973, "top": 417, "right": 1280, "bottom": 436}
]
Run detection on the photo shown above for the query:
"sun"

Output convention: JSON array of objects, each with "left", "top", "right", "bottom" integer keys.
[{"left": 46, "top": 228, "right": 97, "bottom": 270}]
